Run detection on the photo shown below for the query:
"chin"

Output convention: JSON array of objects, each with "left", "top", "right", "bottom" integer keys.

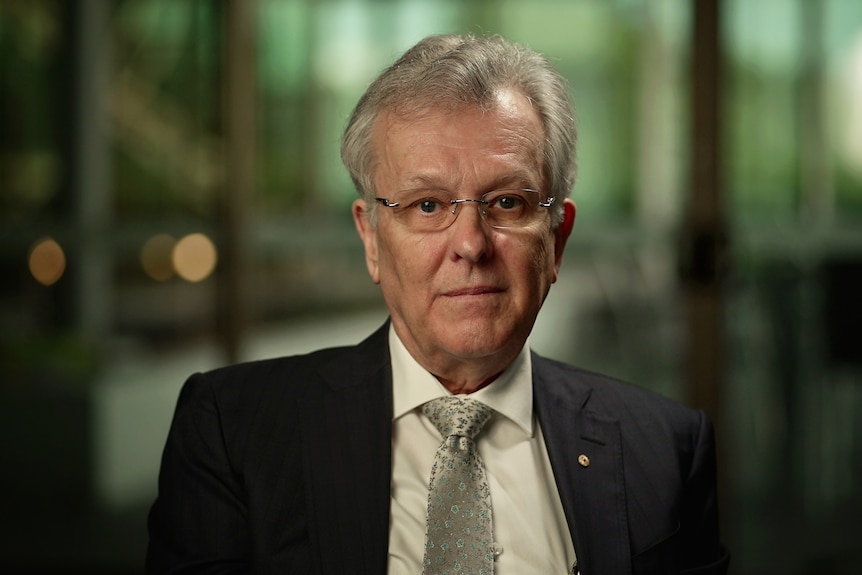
[{"left": 437, "top": 320, "right": 520, "bottom": 358}]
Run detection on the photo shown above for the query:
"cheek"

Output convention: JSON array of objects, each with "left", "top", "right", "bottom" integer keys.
[
  {"left": 520, "top": 235, "right": 557, "bottom": 290},
  {"left": 376, "top": 231, "right": 440, "bottom": 286},
  {"left": 511, "top": 230, "right": 551, "bottom": 267}
]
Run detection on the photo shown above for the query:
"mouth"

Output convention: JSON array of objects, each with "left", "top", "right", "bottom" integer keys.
[{"left": 442, "top": 286, "right": 504, "bottom": 298}]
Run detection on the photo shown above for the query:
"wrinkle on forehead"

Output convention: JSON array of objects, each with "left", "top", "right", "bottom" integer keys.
[
  {"left": 386, "top": 86, "right": 540, "bottom": 134},
  {"left": 494, "top": 87, "right": 535, "bottom": 116},
  {"left": 373, "top": 87, "right": 546, "bottom": 191}
]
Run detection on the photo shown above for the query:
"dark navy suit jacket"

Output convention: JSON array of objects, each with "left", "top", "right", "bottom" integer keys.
[{"left": 147, "top": 322, "right": 730, "bottom": 574}]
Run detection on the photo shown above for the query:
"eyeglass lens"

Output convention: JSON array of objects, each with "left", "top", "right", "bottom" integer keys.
[{"left": 379, "top": 189, "right": 552, "bottom": 231}]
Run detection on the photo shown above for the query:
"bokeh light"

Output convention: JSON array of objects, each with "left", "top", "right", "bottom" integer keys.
[
  {"left": 140, "top": 233, "right": 176, "bottom": 281},
  {"left": 28, "top": 237, "right": 66, "bottom": 286},
  {"left": 172, "top": 233, "right": 217, "bottom": 283}
]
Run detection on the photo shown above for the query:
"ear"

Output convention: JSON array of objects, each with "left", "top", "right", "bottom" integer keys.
[
  {"left": 551, "top": 199, "right": 576, "bottom": 281},
  {"left": 353, "top": 199, "right": 380, "bottom": 284}
]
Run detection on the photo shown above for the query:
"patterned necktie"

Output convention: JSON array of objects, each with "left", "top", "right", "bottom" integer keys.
[{"left": 422, "top": 396, "right": 495, "bottom": 575}]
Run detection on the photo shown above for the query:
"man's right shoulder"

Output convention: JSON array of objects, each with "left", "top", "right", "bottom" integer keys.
[
  {"left": 178, "top": 320, "right": 391, "bottom": 408},
  {"left": 166, "top": 344, "right": 368, "bottom": 447},
  {"left": 188, "top": 343, "right": 362, "bottom": 397}
]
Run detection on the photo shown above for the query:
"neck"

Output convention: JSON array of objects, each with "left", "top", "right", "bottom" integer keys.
[
  {"left": 435, "top": 372, "right": 501, "bottom": 395},
  {"left": 390, "top": 319, "right": 525, "bottom": 395}
]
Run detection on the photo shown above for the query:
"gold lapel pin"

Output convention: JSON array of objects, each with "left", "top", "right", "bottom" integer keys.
[{"left": 578, "top": 454, "right": 590, "bottom": 468}]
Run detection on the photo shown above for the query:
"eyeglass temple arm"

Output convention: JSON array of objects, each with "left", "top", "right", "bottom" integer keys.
[
  {"left": 450, "top": 197, "right": 557, "bottom": 208},
  {"left": 375, "top": 198, "right": 400, "bottom": 208}
]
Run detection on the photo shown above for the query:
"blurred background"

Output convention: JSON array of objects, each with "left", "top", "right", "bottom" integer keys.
[{"left": 1, "top": 0, "right": 861, "bottom": 573}]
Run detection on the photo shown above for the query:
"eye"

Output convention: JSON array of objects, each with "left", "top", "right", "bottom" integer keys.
[
  {"left": 402, "top": 190, "right": 451, "bottom": 215},
  {"left": 488, "top": 192, "right": 530, "bottom": 211},
  {"left": 496, "top": 195, "right": 522, "bottom": 210},
  {"left": 417, "top": 199, "right": 442, "bottom": 214}
]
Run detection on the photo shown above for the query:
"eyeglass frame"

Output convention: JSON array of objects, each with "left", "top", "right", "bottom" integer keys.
[{"left": 373, "top": 188, "right": 556, "bottom": 231}]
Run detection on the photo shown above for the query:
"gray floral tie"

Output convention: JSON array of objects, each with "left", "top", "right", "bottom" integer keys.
[{"left": 422, "top": 396, "right": 495, "bottom": 575}]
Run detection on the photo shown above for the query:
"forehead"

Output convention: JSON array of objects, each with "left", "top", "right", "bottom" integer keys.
[{"left": 371, "top": 89, "right": 545, "bottom": 189}]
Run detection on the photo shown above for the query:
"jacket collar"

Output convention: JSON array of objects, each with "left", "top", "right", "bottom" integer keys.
[
  {"left": 299, "top": 325, "right": 634, "bottom": 575},
  {"left": 301, "top": 321, "right": 393, "bottom": 574},
  {"left": 532, "top": 354, "right": 633, "bottom": 575}
]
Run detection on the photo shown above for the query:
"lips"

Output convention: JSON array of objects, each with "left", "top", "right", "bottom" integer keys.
[{"left": 442, "top": 286, "right": 503, "bottom": 297}]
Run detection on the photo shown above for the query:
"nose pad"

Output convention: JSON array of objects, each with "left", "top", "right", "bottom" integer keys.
[{"left": 450, "top": 199, "right": 488, "bottom": 220}]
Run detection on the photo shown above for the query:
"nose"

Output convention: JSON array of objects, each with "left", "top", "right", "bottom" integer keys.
[
  {"left": 449, "top": 198, "right": 487, "bottom": 215},
  {"left": 449, "top": 200, "right": 493, "bottom": 262}
]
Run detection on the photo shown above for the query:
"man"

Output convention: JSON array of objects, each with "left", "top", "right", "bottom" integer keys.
[{"left": 147, "top": 34, "right": 729, "bottom": 574}]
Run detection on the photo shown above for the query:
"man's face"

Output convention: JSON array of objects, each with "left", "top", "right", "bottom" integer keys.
[{"left": 353, "top": 89, "right": 575, "bottom": 383}]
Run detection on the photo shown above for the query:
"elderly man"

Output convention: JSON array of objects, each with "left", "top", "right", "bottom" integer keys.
[{"left": 147, "top": 34, "right": 729, "bottom": 575}]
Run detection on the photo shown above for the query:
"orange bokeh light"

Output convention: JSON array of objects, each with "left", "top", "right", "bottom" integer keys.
[
  {"left": 29, "top": 237, "right": 66, "bottom": 286},
  {"left": 172, "top": 233, "right": 217, "bottom": 283},
  {"left": 141, "top": 233, "right": 176, "bottom": 281}
]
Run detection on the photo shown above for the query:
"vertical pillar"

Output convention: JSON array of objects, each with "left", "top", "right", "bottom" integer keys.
[
  {"left": 637, "top": 0, "right": 681, "bottom": 231},
  {"left": 682, "top": 0, "right": 729, "bottom": 537},
  {"left": 59, "top": 0, "right": 112, "bottom": 343},
  {"left": 218, "top": 0, "right": 256, "bottom": 362},
  {"left": 799, "top": 0, "right": 830, "bottom": 220},
  {"left": 684, "top": 0, "right": 726, "bottom": 419}
]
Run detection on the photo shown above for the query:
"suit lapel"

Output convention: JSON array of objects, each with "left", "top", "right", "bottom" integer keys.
[
  {"left": 294, "top": 333, "right": 634, "bottom": 574},
  {"left": 301, "top": 324, "right": 393, "bottom": 575},
  {"left": 533, "top": 356, "right": 632, "bottom": 575}
]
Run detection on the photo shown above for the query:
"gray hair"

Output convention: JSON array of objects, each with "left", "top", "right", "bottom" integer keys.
[{"left": 340, "top": 34, "right": 577, "bottom": 226}]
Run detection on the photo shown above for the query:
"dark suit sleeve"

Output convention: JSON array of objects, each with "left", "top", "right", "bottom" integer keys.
[
  {"left": 679, "top": 410, "right": 730, "bottom": 575},
  {"left": 628, "top": 408, "right": 730, "bottom": 575},
  {"left": 146, "top": 373, "right": 251, "bottom": 575}
]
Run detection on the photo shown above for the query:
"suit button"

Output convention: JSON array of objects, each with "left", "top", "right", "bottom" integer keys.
[{"left": 578, "top": 454, "right": 590, "bottom": 467}]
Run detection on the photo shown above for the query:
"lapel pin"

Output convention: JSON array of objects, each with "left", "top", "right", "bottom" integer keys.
[{"left": 578, "top": 454, "right": 590, "bottom": 468}]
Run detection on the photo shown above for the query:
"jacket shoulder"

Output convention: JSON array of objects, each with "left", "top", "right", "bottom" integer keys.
[
  {"left": 533, "top": 353, "right": 709, "bottom": 440},
  {"left": 188, "top": 320, "right": 390, "bottom": 402},
  {"left": 172, "top": 322, "right": 390, "bottom": 436}
]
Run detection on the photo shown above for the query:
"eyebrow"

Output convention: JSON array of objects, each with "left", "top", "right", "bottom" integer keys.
[
  {"left": 401, "top": 175, "right": 446, "bottom": 190},
  {"left": 400, "top": 171, "right": 540, "bottom": 193}
]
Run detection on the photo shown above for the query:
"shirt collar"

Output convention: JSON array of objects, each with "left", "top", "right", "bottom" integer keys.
[{"left": 389, "top": 324, "right": 534, "bottom": 436}]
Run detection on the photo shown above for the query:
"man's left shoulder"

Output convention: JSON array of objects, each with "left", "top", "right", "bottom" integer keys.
[{"left": 532, "top": 353, "right": 707, "bottom": 431}]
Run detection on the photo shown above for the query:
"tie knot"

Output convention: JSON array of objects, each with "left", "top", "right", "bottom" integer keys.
[{"left": 423, "top": 396, "right": 493, "bottom": 440}]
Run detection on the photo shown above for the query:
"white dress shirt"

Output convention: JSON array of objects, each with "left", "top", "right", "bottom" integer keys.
[{"left": 386, "top": 325, "right": 577, "bottom": 574}]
